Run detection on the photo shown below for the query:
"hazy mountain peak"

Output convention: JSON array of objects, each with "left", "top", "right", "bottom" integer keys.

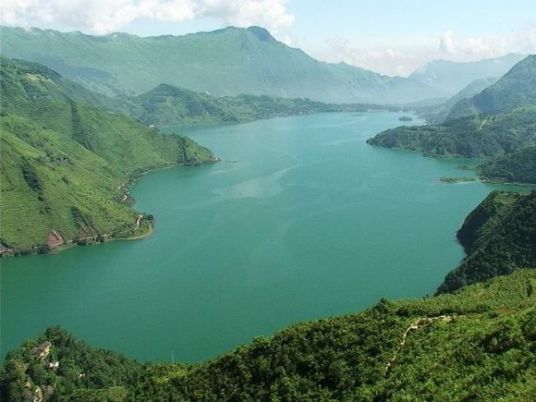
[
  {"left": 410, "top": 53, "right": 526, "bottom": 95},
  {"left": 246, "top": 26, "right": 276, "bottom": 42}
]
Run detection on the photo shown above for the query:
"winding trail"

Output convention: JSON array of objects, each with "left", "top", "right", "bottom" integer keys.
[{"left": 385, "top": 315, "right": 460, "bottom": 374}]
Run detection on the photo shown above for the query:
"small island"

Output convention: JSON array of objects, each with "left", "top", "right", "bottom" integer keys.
[
  {"left": 439, "top": 176, "right": 477, "bottom": 184},
  {"left": 398, "top": 116, "right": 413, "bottom": 122}
]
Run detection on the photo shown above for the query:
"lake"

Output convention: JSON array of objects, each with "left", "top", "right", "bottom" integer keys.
[{"left": 0, "top": 112, "right": 508, "bottom": 362}]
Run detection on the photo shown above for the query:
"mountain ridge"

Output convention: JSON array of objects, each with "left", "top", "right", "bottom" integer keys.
[{"left": 0, "top": 25, "right": 441, "bottom": 104}]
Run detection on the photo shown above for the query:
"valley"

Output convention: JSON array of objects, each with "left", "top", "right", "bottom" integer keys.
[{"left": 0, "top": 14, "right": 535, "bottom": 401}]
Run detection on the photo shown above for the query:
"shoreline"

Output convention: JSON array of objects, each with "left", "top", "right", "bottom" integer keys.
[{"left": 1, "top": 158, "right": 218, "bottom": 258}]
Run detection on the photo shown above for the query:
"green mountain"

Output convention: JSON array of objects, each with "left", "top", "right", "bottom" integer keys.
[
  {"left": 2, "top": 268, "right": 535, "bottom": 401},
  {"left": 368, "top": 56, "right": 536, "bottom": 164},
  {"left": 409, "top": 53, "right": 525, "bottom": 95},
  {"left": 416, "top": 77, "right": 496, "bottom": 124},
  {"left": 438, "top": 191, "right": 536, "bottom": 293},
  {"left": 0, "top": 58, "right": 213, "bottom": 254},
  {"left": 447, "top": 55, "right": 536, "bottom": 120},
  {"left": 0, "top": 25, "right": 440, "bottom": 104},
  {"left": 479, "top": 147, "right": 536, "bottom": 184},
  {"left": 119, "top": 83, "right": 391, "bottom": 127}
]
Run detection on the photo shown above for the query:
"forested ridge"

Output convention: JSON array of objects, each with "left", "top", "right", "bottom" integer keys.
[{"left": 1, "top": 269, "right": 535, "bottom": 401}]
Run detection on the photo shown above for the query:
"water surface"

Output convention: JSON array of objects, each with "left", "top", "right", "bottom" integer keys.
[{"left": 0, "top": 112, "right": 508, "bottom": 362}]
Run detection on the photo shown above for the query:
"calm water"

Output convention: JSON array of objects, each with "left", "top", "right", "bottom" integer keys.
[{"left": 0, "top": 113, "right": 508, "bottom": 362}]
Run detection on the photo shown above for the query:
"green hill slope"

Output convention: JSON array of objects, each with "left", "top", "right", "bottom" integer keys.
[
  {"left": 2, "top": 269, "right": 535, "bottom": 401},
  {"left": 366, "top": 106, "right": 536, "bottom": 157},
  {"left": 367, "top": 55, "right": 536, "bottom": 180},
  {"left": 438, "top": 191, "right": 536, "bottom": 293},
  {"left": 0, "top": 25, "right": 440, "bottom": 104},
  {"left": 479, "top": 146, "right": 536, "bottom": 184},
  {"left": 447, "top": 55, "right": 536, "bottom": 120},
  {"left": 416, "top": 77, "right": 496, "bottom": 124},
  {"left": 0, "top": 58, "right": 213, "bottom": 254}
]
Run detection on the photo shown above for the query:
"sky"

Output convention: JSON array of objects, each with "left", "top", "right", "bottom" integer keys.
[{"left": 1, "top": 0, "right": 536, "bottom": 76}]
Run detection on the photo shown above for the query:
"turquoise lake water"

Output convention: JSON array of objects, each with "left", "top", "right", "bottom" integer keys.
[{"left": 0, "top": 112, "right": 510, "bottom": 362}]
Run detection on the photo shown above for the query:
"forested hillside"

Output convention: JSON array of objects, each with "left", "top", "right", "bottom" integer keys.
[
  {"left": 0, "top": 58, "right": 213, "bottom": 254},
  {"left": 438, "top": 191, "right": 536, "bottom": 293},
  {"left": 446, "top": 55, "right": 536, "bottom": 121},
  {"left": 479, "top": 146, "right": 536, "bottom": 184},
  {"left": 1, "top": 269, "right": 535, "bottom": 401},
  {"left": 415, "top": 77, "right": 496, "bottom": 124},
  {"left": 368, "top": 55, "right": 536, "bottom": 183},
  {"left": 366, "top": 107, "right": 536, "bottom": 157}
]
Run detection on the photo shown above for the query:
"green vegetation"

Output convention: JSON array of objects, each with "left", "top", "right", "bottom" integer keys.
[
  {"left": 479, "top": 147, "right": 536, "bottom": 184},
  {"left": 2, "top": 269, "right": 535, "bottom": 401},
  {"left": 439, "top": 176, "right": 477, "bottom": 184},
  {"left": 0, "top": 25, "right": 440, "bottom": 104},
  {"left": 447, "top": 55, "right": 536, "bottom": 120},
  {"left": 366, "top": 107, "right": 536, "bottom": 157},
  {"left": 438, "top": 191, "right": 536, "bottom": 293},
  {"left": 368, "top": 55, "right": 536, "bottom": 184},
  {"left": 119, "top": 83, "right": 390, "bottom": 127},
  {"left": 0, "top": 58, "right": 213, "bottom": 254},
  {"left": 415, "top": 77, "right": 496, "bottom": 124},
  {"left": 2, "top": 191, "right": 535, "bottom": 400}
]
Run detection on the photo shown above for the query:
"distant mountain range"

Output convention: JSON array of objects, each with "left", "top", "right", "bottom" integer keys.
[
  {"left": 409, "top": 53, "right": 525, "bottom": 95},
  {"left": 1, "top": 25, "right": 441, "bottom": 104}
]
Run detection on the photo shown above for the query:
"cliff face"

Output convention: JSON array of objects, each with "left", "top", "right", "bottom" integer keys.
[{"left": 438, "top": 191, "right": 536, "bottom": 294}]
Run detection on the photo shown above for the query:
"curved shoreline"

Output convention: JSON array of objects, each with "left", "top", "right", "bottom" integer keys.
[{"left": 1, "top": 159, "right": 218, "bottom": 258}]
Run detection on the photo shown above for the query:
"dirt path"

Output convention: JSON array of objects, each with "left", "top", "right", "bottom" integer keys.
[{"left": 385, "top": 315, "right": 459, "bottom": 374}]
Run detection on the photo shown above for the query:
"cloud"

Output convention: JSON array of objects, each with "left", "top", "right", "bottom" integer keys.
[
  {"left": 321, "top": 36, "right": 434, "bottom": 77},
  {"left": 439, "top": 30, "right": 455, "bottom": 53},
  {"left": 438, "top": 25, "right": 536, "bottom": 59},
  {"left": 0, "top": 0, "right": 294, "bottom": 35},
  {"left": 315, "top": 25, "right": 536, "bottom": 77}
]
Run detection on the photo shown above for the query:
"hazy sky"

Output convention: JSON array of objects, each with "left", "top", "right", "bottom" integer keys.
[{"left": 2, "top": 0, "right": 535, "bottom": 76}]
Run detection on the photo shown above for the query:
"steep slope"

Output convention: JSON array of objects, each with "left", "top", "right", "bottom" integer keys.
[
  {"left": 120, "top": 83, "right": 389, "bottom": 127},
  {"left": 0, "top": 25, "right": 439, "bottom": 104},
  {"left": 438, "top": 191, "right": 536, "bottom": 293},
  {"left": 409, "top": 53, "right": 525, "bottom": 95},
  {"left": 0, "top": 58, "right": 213, "bottom": 254},
  {"left": 2, "top": 270, "right": 535, "bottom": 401},
  {"left": 368, "top": 55, "right": 536, "bottom": 158},
  {"left": 447, "top": 55, "right": 536, "bottom": 120},
  {"left": 479, "top": 146, "right": 536, "bottom": 184}
]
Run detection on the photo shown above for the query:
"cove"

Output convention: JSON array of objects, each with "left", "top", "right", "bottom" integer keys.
[{"left": 0, "top": 112, "right": 512, "bottom": 362}]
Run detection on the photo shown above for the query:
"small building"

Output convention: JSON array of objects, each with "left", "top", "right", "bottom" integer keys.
[{"left": 33, "top": 341, "right": 52, "bottom": 360}]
